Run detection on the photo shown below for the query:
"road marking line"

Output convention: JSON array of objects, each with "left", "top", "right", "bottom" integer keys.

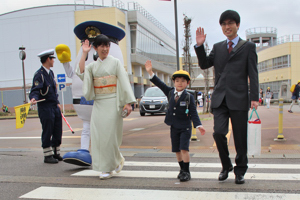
[
  {"left": 72, "top": 170, "right": 300, "bottom": 181},
  {"left": 20, "top": 186, "right": 300, "bottom": 200},
  {"left": 0, "top": 136, "right": 81, "bottom": 139},
  {"left": 130, "top": 128, "right": 145, "bottom": 131},
  {"left": 124, "top": 118, "right": 138, "bottom": 121},
  {"left": 123, "top": 161, "right": 300, "bottom": 169}
]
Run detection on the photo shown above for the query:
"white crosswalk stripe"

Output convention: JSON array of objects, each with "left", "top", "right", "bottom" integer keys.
[
  {"left": 20, "top": 187, "right": 300, "bottom": 200},
  {"left": 72, "top": 169, "right": 300, "bottom": 181},
  {"left": 20, "top": 161, "right": 300, "bottom": 200}
]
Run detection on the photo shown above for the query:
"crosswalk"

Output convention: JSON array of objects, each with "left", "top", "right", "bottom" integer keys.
[{"left": 20, "top": 161, "right": 300, "bottom": 200}]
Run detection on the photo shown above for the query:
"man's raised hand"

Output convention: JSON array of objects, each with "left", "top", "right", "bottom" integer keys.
[{"left": 196, "top": 27, "right": 207, "bottom": 47}]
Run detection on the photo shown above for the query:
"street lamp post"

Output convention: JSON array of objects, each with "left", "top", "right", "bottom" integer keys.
[
  {"left": 19, "top": 46, "right": 27, "bottom": 103},
  {"left": 174, "top": 0, "right": 180, "bottom": 70}
]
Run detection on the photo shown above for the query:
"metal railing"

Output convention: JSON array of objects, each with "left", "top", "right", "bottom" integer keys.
[
  {"left": 74, "top": 0, "right": 125, "bottom": 10},
  {"left": 127, "top": 2, "right": 175, "bottom": 40},
  {"left": 275, "top": 34, "right": 300, "bottom": 45},
  {"left": 245, "top": 27, "right": 277, "bottom": 36}
]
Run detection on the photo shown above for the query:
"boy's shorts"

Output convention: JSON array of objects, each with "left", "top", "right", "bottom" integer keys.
[{"left": 170, "top": 126, "right": 192, "bottom": 152}]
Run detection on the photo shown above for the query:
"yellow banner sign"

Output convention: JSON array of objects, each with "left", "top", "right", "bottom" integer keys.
[{"left": 14, "top": 103, "right": 31, "bottom": 129}]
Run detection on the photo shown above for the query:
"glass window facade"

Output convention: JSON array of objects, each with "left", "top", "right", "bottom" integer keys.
[
  {"left": 130, "top": 24, "right": 176, "bottom": 66},
  {"left": 259, "top": 80, "right": 291, "bottom": 99},
  {"left": 258, "top": 55, "right": 291, "bottom": 72}
]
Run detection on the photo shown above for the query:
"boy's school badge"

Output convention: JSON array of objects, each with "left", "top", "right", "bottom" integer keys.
[
  {"left": 180, "top": 101, "right": 187, "bottom": 106},
  {"left": 34, "top": 81, "right": 39, "bottom": 86}
]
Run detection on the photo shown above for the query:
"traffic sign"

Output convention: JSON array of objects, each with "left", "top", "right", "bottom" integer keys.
[
  {"left": 57, "top": 74, "right": 66, "bottom": 83},
  {"left": 59, "top": 83, "right": 66, "bottom": 91}
]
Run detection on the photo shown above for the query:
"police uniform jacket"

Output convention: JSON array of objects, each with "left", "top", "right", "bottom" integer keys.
[
  {"left": 150, "top": 75, "right": 201, "bottom": 129},
  {"left": 29, "top": 67, "right": 60, "bottom": 107}
]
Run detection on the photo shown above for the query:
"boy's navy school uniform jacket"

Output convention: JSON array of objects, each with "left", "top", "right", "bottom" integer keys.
[{"left": 150, "top": 75, "right": 201, "bottom": 129}]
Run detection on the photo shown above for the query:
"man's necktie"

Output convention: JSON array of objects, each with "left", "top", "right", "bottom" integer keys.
[
  {"left": 228, "top": 41, "right": 233, "bottom": 53},
  {"left": 175, "top": 92, "right": 179, "bottom": 103}
]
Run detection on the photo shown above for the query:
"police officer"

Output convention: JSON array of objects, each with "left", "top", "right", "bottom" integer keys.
[{"left": 29, "top": 49, "right": 63, "bottom": 164}]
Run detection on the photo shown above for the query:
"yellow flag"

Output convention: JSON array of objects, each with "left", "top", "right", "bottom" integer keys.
[{"left": 14, "top": 103, "right": 31, "bottom": 129}]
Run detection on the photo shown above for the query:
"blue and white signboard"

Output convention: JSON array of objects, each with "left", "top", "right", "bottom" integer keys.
[
  {"left": 57, "top": 74, "right": 66, "bottom": 92},
  {"left": 57, "top": 74, "right": 66, "bottom": 83},
  {"left": 59, "top": 83, "right": 66, "bottom": 91},
  {"left": 57, "top": 74, "right": 66, "bottom": 113}
]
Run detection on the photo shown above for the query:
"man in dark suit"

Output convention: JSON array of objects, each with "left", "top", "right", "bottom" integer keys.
[{"left": 194, "top": 10, "right": 259, "bottom": 184}]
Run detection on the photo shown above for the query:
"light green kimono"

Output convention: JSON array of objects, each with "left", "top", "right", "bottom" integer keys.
[{"left": 76, "top": 55, "right": 136, "bottom": 172}]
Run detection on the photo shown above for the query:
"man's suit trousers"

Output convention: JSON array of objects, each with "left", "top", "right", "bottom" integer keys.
[{"left": 213, "top": 97, "right": 248, "bottom": 176}]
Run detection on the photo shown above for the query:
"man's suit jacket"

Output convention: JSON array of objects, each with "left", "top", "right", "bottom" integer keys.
[
  {"left": 150, "top": 75, "right": 201, "bottom": 129},
  {"left": 194, "top": 39, "right": 259, "bottom": 111}
]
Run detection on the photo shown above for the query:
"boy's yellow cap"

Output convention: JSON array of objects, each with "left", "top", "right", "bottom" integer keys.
[
  {"left": 298, "top": 80, "right": 300, "bottom": 83},
  {"left": 172, "top": 70, "right": 191, "bottom": 81}
]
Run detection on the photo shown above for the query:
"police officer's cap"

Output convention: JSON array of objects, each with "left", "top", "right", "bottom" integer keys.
[
  {"left": 74, "top": 21, "right": 125, "bottom": 43},
  {"left": 172, "top": 70, "right": 191, "bottom": 81},
  {"left": 37, "top": 49, "right": 56, "bottom": 59}
]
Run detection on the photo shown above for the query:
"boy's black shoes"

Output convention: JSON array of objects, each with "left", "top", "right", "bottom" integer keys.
[
  {"left": 218, "top": 166, "right": 233, "bottom": 181},
  {"left": 44, "top": 155, "right": 58, "bottom": 164},
  {"left": 288, "top": 110, "right": 293, "bottom": 113},
  {"left": 235, "top": 175, "right": 245, "bottom": 184},
  {"left": 177, "top": 170, "right": 183, "bottom": 179},
  {"left": 180, "top": 171, "right": 191, "bottom": 182}
]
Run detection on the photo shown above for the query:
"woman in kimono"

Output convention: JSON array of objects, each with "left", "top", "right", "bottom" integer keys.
[{"left": 76, "top": 34, "right": 136, "bottom": 179}]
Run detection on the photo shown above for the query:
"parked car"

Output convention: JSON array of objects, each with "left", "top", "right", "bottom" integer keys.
[{"left": 139, "top": 87, "right": 168, "bottom": 116}]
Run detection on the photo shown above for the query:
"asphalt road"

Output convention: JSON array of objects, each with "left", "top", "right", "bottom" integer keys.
[{"left": 0, "top": 104, "right": 300, "bottom": 199}]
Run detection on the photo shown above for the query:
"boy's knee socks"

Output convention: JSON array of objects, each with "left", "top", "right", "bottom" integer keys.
[
  {"left": 183, "top": 162, "right": 190, "bottom": 173},
  {"left": 178, "top": 161, "right": 184, "bottom": 169}
]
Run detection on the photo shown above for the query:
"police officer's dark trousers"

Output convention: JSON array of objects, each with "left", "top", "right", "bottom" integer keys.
[{"left": 38, "top": 105, "right": 62, "bottom": 152}]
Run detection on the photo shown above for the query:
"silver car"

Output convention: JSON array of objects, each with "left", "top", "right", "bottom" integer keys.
[{"left": 139, "top": 87, "right": 168, "bottom": 116}]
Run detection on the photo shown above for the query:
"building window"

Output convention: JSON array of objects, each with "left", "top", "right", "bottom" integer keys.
[{"left": 258, "top": 55, "right": 290, "bottom": 73}]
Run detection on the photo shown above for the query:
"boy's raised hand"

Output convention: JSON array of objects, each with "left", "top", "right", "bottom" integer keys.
[
  {"left": 198, "top": 126, "right": 206, "bottom": 136},
  {"left": 145, "top": 60, "right": 153, "bottom": 76}
]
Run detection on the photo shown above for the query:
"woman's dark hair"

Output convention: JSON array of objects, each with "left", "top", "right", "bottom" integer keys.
[
  {"left": 219, "top": 10, "right": 240, "bottom": 25},
  {"left": 93, "top": 34, "right": 111, "bottom": 48}
]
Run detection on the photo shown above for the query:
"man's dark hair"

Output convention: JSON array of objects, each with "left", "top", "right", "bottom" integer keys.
[
  {"left": 219, "top": 10, "right": 240, "bottom": 25},
  {"left": 40, "top": 56, "right": 50, "bottom": 64},
  {"left": 93, "top": 34, "right": 111, "bottom": 48}
]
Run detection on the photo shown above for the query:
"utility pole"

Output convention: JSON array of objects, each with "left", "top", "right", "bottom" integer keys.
[{"left": 182, "top": 14, "right": 192, "bottom": 89}]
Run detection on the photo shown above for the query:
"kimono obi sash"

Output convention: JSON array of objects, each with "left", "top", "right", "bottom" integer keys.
[{"left": 94, "top": 75, "right": 117, "bottom": 94}]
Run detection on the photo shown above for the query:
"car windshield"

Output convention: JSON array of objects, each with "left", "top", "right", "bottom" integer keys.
[{"left": 144, "top": 88, "right": 165, "bottom": 97}]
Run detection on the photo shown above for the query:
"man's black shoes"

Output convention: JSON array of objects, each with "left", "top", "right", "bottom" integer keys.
[
  {"left": 218, "top": 166, "right": 233, "bottom": 181},
  {"left": 180, "top": 171, "right": 191, "bottom": 182},
  {"left": 235, "top": 175, "right": 245, "bottom": 184},
  {"left": 44, "top": 155, "right": 58, "bottom": 164}
]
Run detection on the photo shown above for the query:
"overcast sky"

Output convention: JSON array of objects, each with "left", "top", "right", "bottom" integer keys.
[{"left": 2, "top": 0, "right": 300, "bottom": 55}]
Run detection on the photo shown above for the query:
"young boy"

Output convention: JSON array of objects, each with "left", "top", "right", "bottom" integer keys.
[{"left": 145, "top": 60, "right": 206, "bottom": 182}]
